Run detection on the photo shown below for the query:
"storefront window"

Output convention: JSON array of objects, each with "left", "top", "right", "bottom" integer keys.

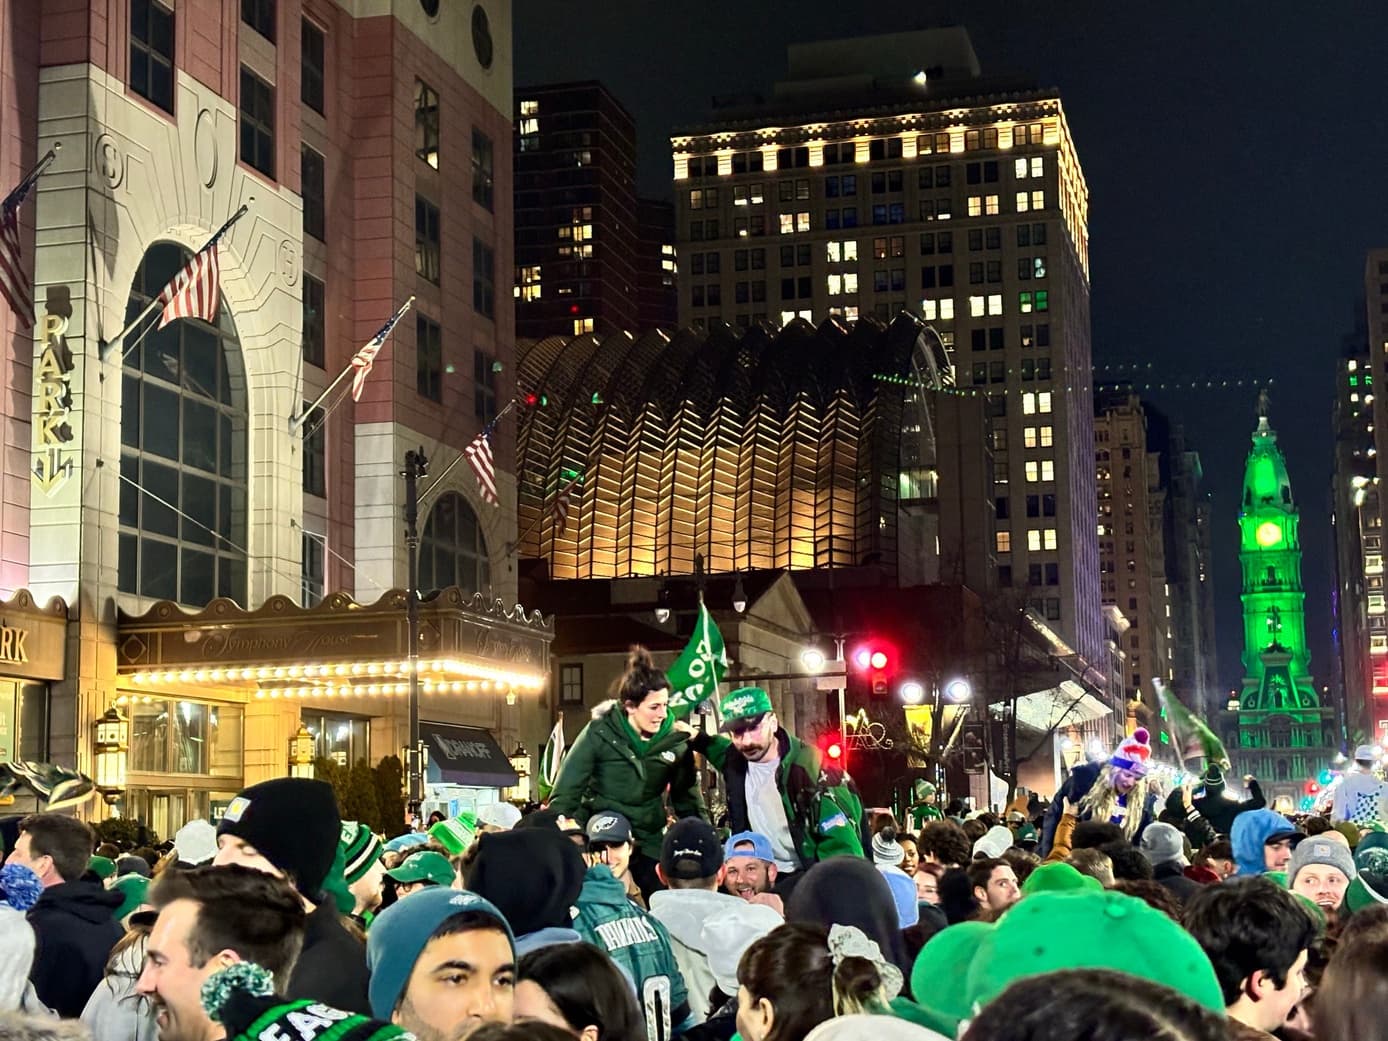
[
  {"left": 419, "top": 492, "right": 490, "bottom": 595},
  {"left": 119, "top": 242, "right": 248, "bottom": 607},
  {"left": 129, "top": 699, "right": 243, "bottom": 776},
  {"left": 303, "top": 711, "right": 369, "bottom": 766},
  {"left": 0, "top": 682, "right": 48, "bottom": 761},
  {"left": 123, "top": 787, "right": 244, "bottom": 840}
]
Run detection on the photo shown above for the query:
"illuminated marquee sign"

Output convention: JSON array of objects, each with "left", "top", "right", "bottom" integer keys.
[{"left": 33, "top": 313, "right": 75, "bottom": 495}]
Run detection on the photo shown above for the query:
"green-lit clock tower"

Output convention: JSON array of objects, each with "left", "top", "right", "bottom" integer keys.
[{"left": 1226, "top": 393, "right": 1335, "bottom": 802}]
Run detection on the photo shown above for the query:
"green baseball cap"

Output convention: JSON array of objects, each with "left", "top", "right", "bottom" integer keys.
[
  {"left": 1021, "top": 862, "right": 1102, "bottom": 897},
  {"left": 907, "top": 921, "right": 994, "bottom": 1034},
  {"left": 111, "top": 874, "right": 149, "bottom": 921},
  {"left": 88, "top": 855, "right": 116, "bottom": 880},
  {"left": 719, "top": 687, "right": 773, "bottom": 731},
  {"left": 965, "top": 889, "right": 1224, "bottom": 1013},
  {"left": 385, "top": 851, "right": 455, "bottom": 888}
]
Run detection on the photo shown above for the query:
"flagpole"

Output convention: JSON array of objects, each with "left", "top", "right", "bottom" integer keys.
[
  {"left": 291, "top": 295, "right": 415, "bottom": 433},
  {"left": 419, "top": 396, "right": 520, "bottom": 503},
  {"left": 3, "top": 144, "right": 60, "bottom": 211},
  {"left": 103, "top": 202, "right": 251, "bottom": 360},
  {"left": 506, "top": 470, "right": 580, "bottom": 555}
]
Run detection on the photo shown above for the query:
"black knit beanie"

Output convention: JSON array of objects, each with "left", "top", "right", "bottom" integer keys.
[
  {"left": 463, "top": 828, "right": 585, "bottom": 936},
  {"left": 218, "top": 778, "right": 340, "bottom": 898}
]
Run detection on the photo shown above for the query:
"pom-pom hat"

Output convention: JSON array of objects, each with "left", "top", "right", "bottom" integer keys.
[{"left": 1110, "top": 727, "right": 1153, "bottom": 776}]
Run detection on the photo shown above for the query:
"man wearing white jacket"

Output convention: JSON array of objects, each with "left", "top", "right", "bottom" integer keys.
[
  {"left": 647, "top": 817, "right": 782, "bottom": 1023},
  {"left": 1331, "top": 745, "right": 1388, "bottom": 828}
]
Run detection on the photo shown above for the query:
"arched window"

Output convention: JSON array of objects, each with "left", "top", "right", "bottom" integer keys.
[
  {"left": 119, "top": 243, "right": 247, "bottom": 605},
  {"left": 419, "top": 492, "right": 490, "bottom": 595},
  {"left": 1268, "top": 716, "right": 1292, "bottom": 748},
  {"left": 1275, "top": 757, "right": 1290, "bottom": 781}
]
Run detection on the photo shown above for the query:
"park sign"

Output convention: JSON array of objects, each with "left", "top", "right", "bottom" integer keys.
[{"left": 666, "top": 602, "right": 728, "bottom": 721}]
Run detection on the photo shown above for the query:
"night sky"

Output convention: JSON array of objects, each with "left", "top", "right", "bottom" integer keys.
[{"left": 514, "top": 2, "right": 1388, "bottom": 703}]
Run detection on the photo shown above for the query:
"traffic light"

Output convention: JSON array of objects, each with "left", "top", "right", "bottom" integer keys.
[
  {"left": 523, "top": 391, "right": 549, "bottom": 408},
  {"left": 820, "top": 732, "right": 845, "bottom": 766},
  {"left": 850, "top": 640, "right": 896, "bottom": 698}
]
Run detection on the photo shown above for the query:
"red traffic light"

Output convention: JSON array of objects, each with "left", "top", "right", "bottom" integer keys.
[
  {"left": 524, "top": 392, "right": 538, "bottom": 407},
  {"left": 851, "top": 641, "right": 893, "bottom": 673}
]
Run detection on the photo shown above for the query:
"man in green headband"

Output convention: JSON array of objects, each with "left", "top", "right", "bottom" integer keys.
[{"left": 689, "top": 687, "right": 866, "bottom": 892}]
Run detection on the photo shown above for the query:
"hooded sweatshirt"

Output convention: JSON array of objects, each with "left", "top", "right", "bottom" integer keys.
[
  {"left": 574, "top": 866, "right": 690, "bottom": 1033},
  {"left": 647, "top": 888, "right": 782, "bottom": 1021},
  {"left": 27, "top": 880, "right": 123, "bottom": 1017},
  {"left": 464, "top": 829, "right": 587, "bottom": 940},
  {"left": 1231, "top": 809, "right": 1297, "bottom": 876},
  {"left": 785, "top": 856, "right": 913, "bottom": 985}
]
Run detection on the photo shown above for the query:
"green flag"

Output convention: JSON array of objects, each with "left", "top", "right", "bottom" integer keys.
[
  {"left": 537, "top": 713, "right": 566, "bottom": 801},
  {"left": 666, "top": 601, "right": 729, "bottom": 721},
  {"left": 1155, "top": 679, "right": 1230, "bottom": 769}
]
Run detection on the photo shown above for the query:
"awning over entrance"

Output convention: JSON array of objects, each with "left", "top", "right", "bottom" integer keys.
[
  {"left": 0, "top": 589, "right": 68, "bottom": 682},
  {"left": 115, "top": 587, "right": 552, "bottom": 700},
  {"left": 421, "top": 721, "right": 518, "bottom": 788},
  {"left": 993, "top": 680, "right": 1112, "bottom": 733}
]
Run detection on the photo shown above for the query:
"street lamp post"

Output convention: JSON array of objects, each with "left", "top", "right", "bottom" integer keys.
[{"left": 403, "top": 448, "right": 429, "bottom": 815}]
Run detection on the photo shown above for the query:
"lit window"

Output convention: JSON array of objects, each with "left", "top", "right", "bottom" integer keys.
[
  {"left": 796, "top": 212, "right": 811, "bottom": 232},
  {"left": 1025, "top": 461, "right": 1039, "bottom": 482},
  {"left": 1027, "top": 530, "right": 1041, "bottom": 551},
  {"left": 1031, "top": 190, "right": 1045, "bottom": 210},
  {"left": 967, "top": 196, "right": 982, "bottom": 217},
  {"left": 828, "top": 274, "right": 842, "bottom": 295},
  {"left": 969, "top": 295, "right": 985, "bottom": 318},
  {"left": 1038, "top": 392, "right": 1052, "bottom": 413},
  {"left": 520, "top": 99, "right": 538, "bottom": 116},
  {"left": 1016, "top": 191, "right": 1031, "bottom": 213},
  {"left": 1040, "top": 425, "right": 1053, "bottom": 447},
  {"left": 1024, "top": 427, "right": 1037, "bottom": 448},
  {"left": 1041, "top": 460, "right": 1055, "bottom": 481},
  {"left": 517, "top": 264, "right": 541, "bottom": 302},
  {"left": 573, "top": 317, "right": 594, "bottom": 335},
  {"left": 1023, "top": 393, "right": 1037, "bottom": 415},
  {"left": 844, "top": 272, "right": 858, "bottom": 293},
  {"left": 985, "top": 195, "right": 999, "bottom": 215},
  {"left": 987, "top": 294, "right": 1002, "bottom": 316},
  {"left": 996, "top": 531, "right": 1011, "bottom": 553},
  {"left": 1031, "top": 156, "right": 1044, "bottom": 177},
  {"left": 779, "top": 214, "right": 794, "bottom": 234},
  {"left": 921, "top": 297, "right": 954, "bottom": 322},
  {"left": 1020, "top": 291, "right": 1034, "bottom": 313},
  {"left": 1044, "top": 528, "right": 1058, "bottom": 550}
]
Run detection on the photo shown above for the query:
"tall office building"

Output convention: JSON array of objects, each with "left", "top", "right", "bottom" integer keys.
[
  {"left": 1164, "top": 424, "right": 1219, "bottom": 719},
  {"left": 0, "top": 0, "right": 553, "bottom": 829},
  {"left": 671, "top": 28, "right": 1102, "bottom": 666},
  {"left": 514, "top": 81, "right": 641, "bottom": 338},
  {"left": 636, "top": 198, "right": 679, "bottom": 331},
  {"left": 1094, "top": 392, "right": 1171, "bottom": 723}
]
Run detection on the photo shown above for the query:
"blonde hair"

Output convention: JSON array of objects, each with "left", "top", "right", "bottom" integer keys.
[{"left": 1075, "top": 765, "right": 1149, "bottom": 841}]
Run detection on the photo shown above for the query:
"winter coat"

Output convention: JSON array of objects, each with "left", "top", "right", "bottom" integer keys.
[
  {"left": 1231, "top": 809, "right": 1298, "bottom": 877},
  {"left": 1157, "top": 790, "right": 1219, "bottom": 850},
  {"left": 1151, "top": 860, "right": 1203, "bottom": 905},
  {"left": 287, "top": 902, "right": 371, "bottom": 1015},
  {"left": 648, "top": 888, "right": 782, "bottom": 1022},
  {"left": 573, "top": 866, "right": 690, "bottom": 1034},
  {"left": 548, "top": 701, "right": 706, "bottom": 859},
  {"left": 1194, "top": 776, "right": 1265, "bottom": 836},
  {"left": 80, "top": 935, "right": 157, "bottom": 1041},
  {"left": 27, "top": 881, "right": 123, "bottom": 1018},
  {"left": 695, "top": 727, "right": 866, "bottom": 868},
  {"left": 1038, "top": 762, "right": 1156, "bottom": 857},
  {"left": 0, "top": 1013, "right": 90, "bottom": 1041}
]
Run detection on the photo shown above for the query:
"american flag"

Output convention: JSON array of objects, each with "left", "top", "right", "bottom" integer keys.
[
  {"left": 350, "top": 298, "right": 414, "bottom": 402},
  {"left": 0, "top": 168, "right": 41, "bottom": 324},
  {"left": 550, "top": 475, "right": 581, "bottom": 533},
  {"left": 465, "top": 424, "right": 498, "bottom": 506},
  {"left": 157, "top": 243, "right": 221, "bottom": 329}
]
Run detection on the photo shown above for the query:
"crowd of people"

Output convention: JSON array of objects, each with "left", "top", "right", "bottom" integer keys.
[{"left": 4, "top": 650, "right": 1388, "bottom": 1041}]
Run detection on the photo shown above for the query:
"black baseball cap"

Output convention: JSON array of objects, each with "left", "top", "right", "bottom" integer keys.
[{"left": 660, "top": 817, "right": 723, "bottom": 881}]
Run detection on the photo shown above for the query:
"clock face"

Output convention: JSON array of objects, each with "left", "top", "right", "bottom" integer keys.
[
  {"left": 472, "top": 5, "right": 493, "bottom": 69},
  {"left": 1256, "top": 521, "right": 1282, "bottom": 548}
]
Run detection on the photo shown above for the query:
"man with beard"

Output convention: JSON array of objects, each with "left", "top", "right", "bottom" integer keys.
[
  {"left": 367, "top": 888, "right": 517, "bottom": 1041},
  {"left": 688, "top": 688, "right": 865, "bottom": 896},
  {"left": 720, "top": 833, "right": 780, "bottom": 908},
  {"left": 135, "top": 865, "right": 306, "bottom": 1041},
  {"left": 1287, "top": 837, "right": 1355, "bottom": 928}
]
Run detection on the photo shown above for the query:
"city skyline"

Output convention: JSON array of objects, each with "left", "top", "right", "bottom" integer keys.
[{"left": 515, "top": 1, "right": 1388, "bottom": 695}]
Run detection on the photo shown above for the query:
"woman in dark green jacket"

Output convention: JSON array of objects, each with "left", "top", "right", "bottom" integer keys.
[{"left": 548, "top": 646, "right": 707, "bottom": 897}]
